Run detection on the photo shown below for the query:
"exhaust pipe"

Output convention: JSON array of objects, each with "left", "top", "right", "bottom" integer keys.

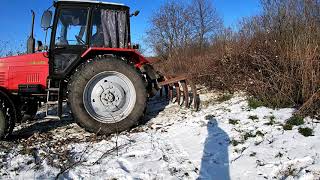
[{"left": 27, "top": 10, "right": 35, "bottom": 54}]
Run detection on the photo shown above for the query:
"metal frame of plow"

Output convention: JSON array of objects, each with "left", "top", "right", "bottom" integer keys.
[{"left": 158, "top": 75, "right": 200, "bottom": 111}]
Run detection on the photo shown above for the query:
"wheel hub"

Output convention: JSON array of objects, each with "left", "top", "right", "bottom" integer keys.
[
  {"left": 104, "top": 92, "right": 115, "bottom": 102},
  {"left": 83, "top": 71, "right": 137, "bottom": 124},
  {"left": 98, "top": 82, "right": 126, "bottom": 112}
]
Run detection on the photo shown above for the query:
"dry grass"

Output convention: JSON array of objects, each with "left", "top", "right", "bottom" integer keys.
[{"left": 152, "top": 0, "right": 320, "bottom": 113}]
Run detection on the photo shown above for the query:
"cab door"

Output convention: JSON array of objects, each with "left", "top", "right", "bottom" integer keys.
[{"left": 50, "top": 7, "right": 90, "bottom": 78}]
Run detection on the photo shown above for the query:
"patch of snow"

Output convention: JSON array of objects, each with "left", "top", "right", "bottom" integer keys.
[
  {"left": 270, "top": 157, "right": 314, "bottom": 179},
  {"left": 1, "top": 91, "right": 320, "bottom": 179}
]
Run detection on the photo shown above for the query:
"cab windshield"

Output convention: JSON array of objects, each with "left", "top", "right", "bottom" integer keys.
[{"left": 55, "top": 8, "right": 88, "bottom": 46}]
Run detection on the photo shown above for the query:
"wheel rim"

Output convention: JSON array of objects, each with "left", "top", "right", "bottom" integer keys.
[{"left": 83, "top": 71, "right": 137, "bottom": 123}]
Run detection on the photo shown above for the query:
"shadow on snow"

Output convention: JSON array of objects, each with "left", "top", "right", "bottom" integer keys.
[{"left": 199, "top": 116, "right": 230, "bottom": 180}]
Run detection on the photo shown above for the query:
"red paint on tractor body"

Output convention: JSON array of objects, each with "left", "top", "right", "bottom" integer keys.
[
  {"left": 0, "top": 48, "right": 149, "bottom": 92},
  {"left": 0, "top": 53, "right": 49, "bottom": 91}
]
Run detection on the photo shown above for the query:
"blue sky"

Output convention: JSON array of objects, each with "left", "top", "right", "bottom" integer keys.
[{"left": 0, "top": 0, "right": 261, "bottom": 54}]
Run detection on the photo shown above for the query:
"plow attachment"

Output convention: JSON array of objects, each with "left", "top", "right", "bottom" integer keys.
[{"left": 157, "top": 74, "right": 200, "bottom": 111}]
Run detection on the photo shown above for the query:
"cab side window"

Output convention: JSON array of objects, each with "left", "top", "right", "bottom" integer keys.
[{"left": 90, "top": 8, "right": 129, "bottom": 48}]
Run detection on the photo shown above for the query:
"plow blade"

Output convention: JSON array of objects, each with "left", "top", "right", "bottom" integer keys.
[{"left": 158, "top": 75, "right": 200, "bottom": 111}]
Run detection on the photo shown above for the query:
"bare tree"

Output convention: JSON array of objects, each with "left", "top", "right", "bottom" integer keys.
[
  {"left": 190, "top": 0, "right": 223, "bottom": 49},
  {"left": 147, "top": 0, "right": 222, "bottom": 58},
  {"left": 146, "top": 1, "right": 194, "bottom": 58},
  {"left": 0, "top": 40, "right": 25, "bottom": 58},
  {"left": 0, "top": 41, "right": 5, "bottom": 58}
]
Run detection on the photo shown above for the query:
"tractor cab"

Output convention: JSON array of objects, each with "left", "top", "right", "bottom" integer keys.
[{"left": 40, "top": 0, "right": 131, "bottom": 78}]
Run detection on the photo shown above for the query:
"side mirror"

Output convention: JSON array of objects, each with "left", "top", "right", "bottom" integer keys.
[
  {"left": 41, "top": 11, "right": 52, "bottom": 29},
  {"left": 130, "top": 10, "right": 140, "bottom": 17},
  {"left": 36, "top": 41, "right": 43, "bottom": 51},
  {"left": 36, "top": 41, "right": 48, "bottom": 51},
  {"left": 132, "top": 44, "right": 140, "bottom": 50}
]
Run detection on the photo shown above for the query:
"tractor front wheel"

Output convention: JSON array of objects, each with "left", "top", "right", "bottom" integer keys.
[
  {"left": 68, "top": 57, "right": 147, "bottom": 135},
  {"left": 0, "top": 90, "right": 17, "bottom": 139}
]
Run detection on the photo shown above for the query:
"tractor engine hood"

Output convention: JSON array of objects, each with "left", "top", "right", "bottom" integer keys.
[
  {"left": 0, "top": 53, "right": 49, "bottom": 91},
  {"left": 0, "top": 52, "right": 48, "bottom": 64}
]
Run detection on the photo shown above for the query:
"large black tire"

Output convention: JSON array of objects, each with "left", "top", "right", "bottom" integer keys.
[
  {"left": 68, "top": 57, "right": 147, "bottom": 135},
  {"left": 0, "top": 90, "right": 17, "bottom": 139}
]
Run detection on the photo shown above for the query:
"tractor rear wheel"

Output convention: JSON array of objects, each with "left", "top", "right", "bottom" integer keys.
[
  {"left": 0, "top": 90, "right": 17, "bottom": 139},
  {"left": 68, "top": 57, "right": 147, "bottom": 135}
]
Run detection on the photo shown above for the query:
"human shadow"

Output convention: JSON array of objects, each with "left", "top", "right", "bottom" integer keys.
[{"left": 199, "top": 116, "right": 230, "bottom": 180}]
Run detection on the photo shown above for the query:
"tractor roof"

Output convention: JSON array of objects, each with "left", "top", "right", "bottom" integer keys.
[{"left": 57, "top": 0, "right": 125, "bottom": 6}]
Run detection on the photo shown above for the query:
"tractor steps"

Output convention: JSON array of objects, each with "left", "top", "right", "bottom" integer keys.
[
  {"left": 45, "top": 115, "right": 61, "bottom": 120},
  {"left": 47, "top": 88, "right": 60, "bottom": 91},
  {"left": 47, "top": 101, "right": 59, "bottom": 105},
  {"left": 45, "top": 79, "right": 63, "bottom": 120}
]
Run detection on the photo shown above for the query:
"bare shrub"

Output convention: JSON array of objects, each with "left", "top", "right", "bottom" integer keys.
[
  {"left": 150, "top": 0, "right": 320, "bottom": 111},
  {"left": 237, "top": 0, "right": 320, "bottom": 107},
  {"left": 152, "top": 27, "right": 248, "bottom": 91}
]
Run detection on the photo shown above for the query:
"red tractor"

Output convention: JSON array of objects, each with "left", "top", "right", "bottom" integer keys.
[{"left": 0, "top": 0, "right": 199, "bottom": 139}]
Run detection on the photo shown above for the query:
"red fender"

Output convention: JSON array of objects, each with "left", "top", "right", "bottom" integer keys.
[{"left": 81, "top": 47, "right": 150, "bottom": 68}]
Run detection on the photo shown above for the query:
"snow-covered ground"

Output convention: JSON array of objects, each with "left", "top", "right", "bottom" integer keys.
[{"left": 0, "top": 91, "right": 320, "bottom": 180}]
